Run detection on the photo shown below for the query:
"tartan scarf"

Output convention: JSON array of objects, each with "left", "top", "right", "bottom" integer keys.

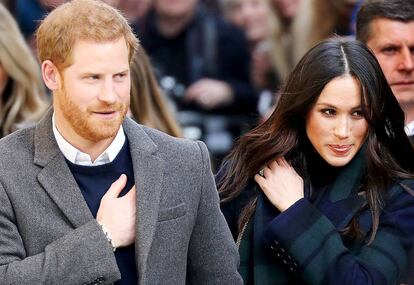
[{"left": 237, "top": 149, "right": 366, "bottom": 285}]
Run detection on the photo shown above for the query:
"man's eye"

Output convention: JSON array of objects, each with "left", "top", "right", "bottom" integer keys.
[
  {"left": 115, "top": 73, "right": 127, "bottom": 80},
  {"left": 382, "top": 47, "right": 397, "bottom": 55},
  {"left": 87, "top": 75, "right": 99, "bottom": 80}
]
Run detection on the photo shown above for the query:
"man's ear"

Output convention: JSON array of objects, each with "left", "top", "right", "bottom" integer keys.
[{"left": 41, "top": 60, "right": 61, "bottom": 91}]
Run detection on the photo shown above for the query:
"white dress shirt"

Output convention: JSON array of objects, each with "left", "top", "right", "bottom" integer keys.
[
  {"left": 405, "top": 120, "right": 414, "bottom": 137},
  {"left": 52, "top": 114, "right": 125, "bottom": 166}
]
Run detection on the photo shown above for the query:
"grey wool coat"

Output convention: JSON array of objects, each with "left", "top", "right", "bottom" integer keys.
[{"left": 0, "top": 109, "right": 242, "bottom": 285}]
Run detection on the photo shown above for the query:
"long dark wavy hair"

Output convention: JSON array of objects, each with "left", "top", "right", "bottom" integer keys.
[{"left": 218, "top": 38, "right": 414, "bottom": 243}]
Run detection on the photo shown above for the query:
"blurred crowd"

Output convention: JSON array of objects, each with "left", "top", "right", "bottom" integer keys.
[{"left": 0, "top": 0, "right": 366, "bottom": 168}]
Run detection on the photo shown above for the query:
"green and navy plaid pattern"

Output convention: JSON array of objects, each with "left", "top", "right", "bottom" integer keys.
[{"left": 236, "top": 150, "right": 414, "bottom": 285}]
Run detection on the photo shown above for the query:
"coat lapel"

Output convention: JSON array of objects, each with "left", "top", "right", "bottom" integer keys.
[
  {"left": 34, "top": 109, "right": 93, "bottom": 228},
  {"left": 123, "top": 119, "right": 165, "bottom": 284},
  {"left": 35, "top": 111, "right": 165, "bottom": 282}
]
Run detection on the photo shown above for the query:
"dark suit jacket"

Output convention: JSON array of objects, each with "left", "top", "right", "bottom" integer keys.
[
  {"left": 0, "top": 109, "right": 242, "bottom": 285},
  {"left": 399, "top": 134, "right": 414, "bottom": 284}
]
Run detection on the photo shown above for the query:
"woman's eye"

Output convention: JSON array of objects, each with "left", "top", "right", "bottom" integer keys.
[
  {"left": 321, "top": 109, "right": 335, "bottom": 116},
  {"left": 352, "top": 110, "right": 364, "bottom": 118}
]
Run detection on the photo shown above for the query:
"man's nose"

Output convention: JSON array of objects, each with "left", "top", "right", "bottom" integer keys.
[
  {"left": 98, "top": 79, "right": 117, "bottom": 104},
  {"left": 398, "top": 47, "right": 414, "bottom": 72}
]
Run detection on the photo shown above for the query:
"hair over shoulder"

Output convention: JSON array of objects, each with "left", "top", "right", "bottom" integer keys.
[{"left": 219, "top": 37, "right": 414, "bottom": 242}]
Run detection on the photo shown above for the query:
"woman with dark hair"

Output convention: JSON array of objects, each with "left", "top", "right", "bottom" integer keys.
[{"left": 218, "top": 38, "right": 414, "bottom": 284}]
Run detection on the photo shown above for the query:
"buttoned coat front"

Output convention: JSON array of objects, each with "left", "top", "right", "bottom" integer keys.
[{"left": 0, "top": 110, "right": 242, "bottom": 285}]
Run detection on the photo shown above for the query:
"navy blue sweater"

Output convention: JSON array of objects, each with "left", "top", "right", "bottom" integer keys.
[{"left": 66, "top": 139, "right": 137, "bottom": 284}]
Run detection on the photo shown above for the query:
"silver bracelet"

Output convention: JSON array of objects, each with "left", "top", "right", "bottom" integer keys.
[{"left": 98, "top": 222, "right": 117, "bottom": 252}]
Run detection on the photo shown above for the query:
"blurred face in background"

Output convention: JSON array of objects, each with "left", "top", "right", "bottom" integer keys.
[
  {"left": 102, "top": 0, "right": 151, "bottom": 22},
  {"left": 101, "top": 0, "right": 122, "bottom": 8},
  {"left": 223, "top": 0, "right": 244, "bottom": 27},
  {"left": 153, "top": 0, "right": 198, "bottom": 19},
  {"left": 272, "top": 0, "right": 300, "bottom": 23},
  {"left": 331, "top": 0, "right": 358, "bottom": 20},
  {"left": 226, "top": 0, "right": 270, "bottom": 44},
  {"left": 39, "top": 0, "right": 66, "bottom": 9},
  {"left": 0, "top": 63, "right": 9, "bottom": 97}
]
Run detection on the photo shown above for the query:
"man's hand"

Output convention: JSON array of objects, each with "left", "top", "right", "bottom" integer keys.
[
  {"left": 96, "top": 174, "right": 136, "bottom": 248},
  {"left": 185, "top": 79, "right": 234, "bottom": 109}
]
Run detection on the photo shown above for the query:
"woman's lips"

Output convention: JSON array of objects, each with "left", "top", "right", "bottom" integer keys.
[
  {"left": 392, "top": 81, "right": 414, "bottom": 86},
  {"left": 328, "top": 144, "right": 352, "bottom": 156}
]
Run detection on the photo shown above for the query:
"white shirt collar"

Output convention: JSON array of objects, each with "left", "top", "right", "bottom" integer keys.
[
  {"left": 405, "top": 120, "right": 414, "bottom": 137},
  {"left": 52, "top": 113, "right": 126, "bottom": 166}
]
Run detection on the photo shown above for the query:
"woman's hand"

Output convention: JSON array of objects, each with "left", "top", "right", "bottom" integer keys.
[{"left": 254, "top": 157, "right": 304, "bottom": 212}]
